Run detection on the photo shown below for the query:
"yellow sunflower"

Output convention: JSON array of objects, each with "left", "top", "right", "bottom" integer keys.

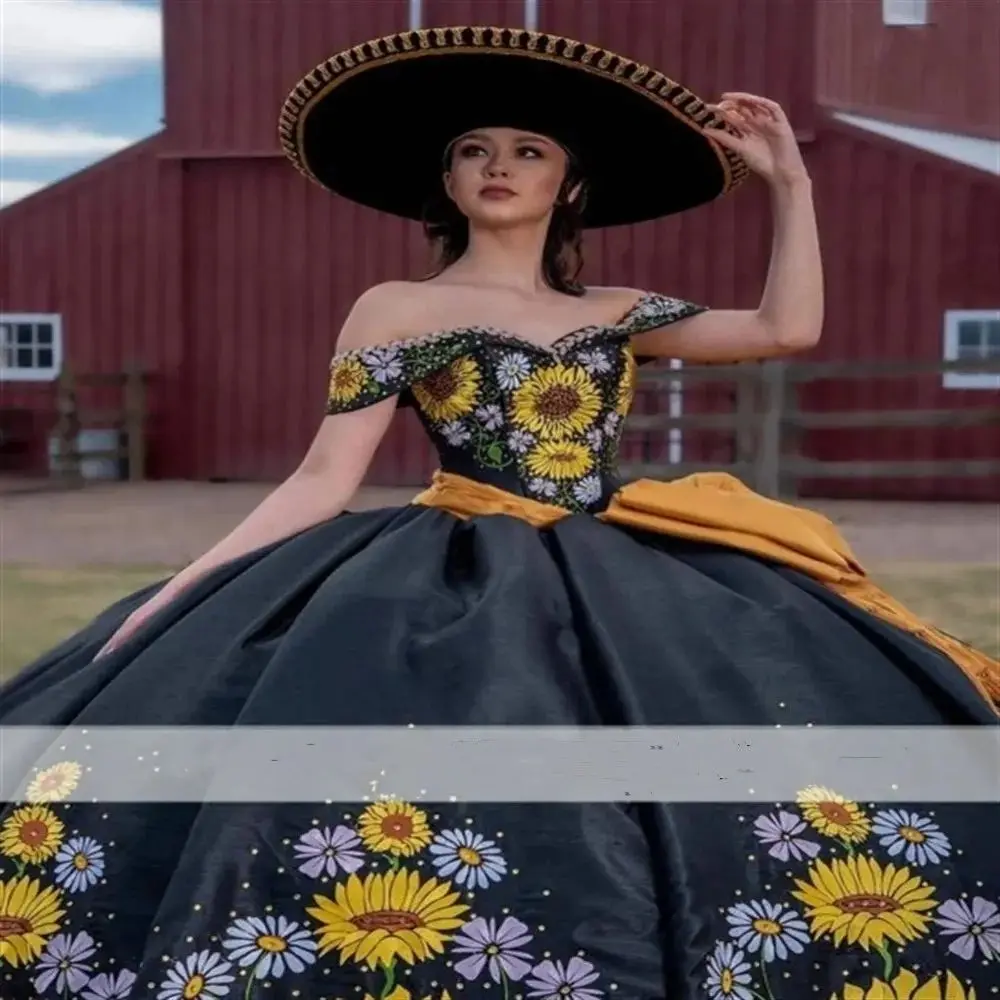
[
  {"left": 25, "top": 761, "right": 82, "bottom": 804},
  {"left": 307, "top": 869, "right": 469, "bottom": 967},
  {"left": 615, "top": 347, "right": 637, "bottom": 415},
  {"left": 357, "top": 800, "right": 433, "bottom": 858},
  {"left": 792, "top": 854, "right": 936, "bottom": 951},
  {"left": 412, "top": 357, "right": 481, "bottom": 422},
  {"left": 0, "top": 805, "right": 65, "bottom": 864},
  {"left": 834, "top": 969, "right": 976, "bottom": 1000},
  {"left": 0, "top": 876, "right": 65, "bottom": 967},
  {"left": 328, "top": 356, "right": 369, "bottom": 404},
  {"left": 525, "top": 440, "right": 594, "bottom": 481},
  {"left": 797, "top": 785, "right": 872, "bottom": 844},
  {"left": 511, "top": 365, "right": 602, "bottom": 439}
]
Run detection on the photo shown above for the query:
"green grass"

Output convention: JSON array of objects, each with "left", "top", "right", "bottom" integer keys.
[
  {"left": 0, "top": 563, "right": 995, "bottom": 681},
  {"left": 0, "top": 565, "right": 173, "bottom": 681}
]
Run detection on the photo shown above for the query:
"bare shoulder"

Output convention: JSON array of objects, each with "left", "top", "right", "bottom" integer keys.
[
  {"left": 584, "top": 285, "right": 648, "bottom": 315},
  {"left": 334, "top": 281, "right": 440, "bottom": 353}
]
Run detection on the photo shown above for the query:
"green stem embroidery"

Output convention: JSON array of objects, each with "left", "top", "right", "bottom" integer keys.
[
  {"left": 386, "top": 854, "right": 400, "bottom": 872},
  {"left": 876, "top": 941, "right": 894, "bottom": 980},
  {"left": 243, "top": 960, "right": 261, "bottom": 1000},
  {"left": 380, "top": 957, "right": 398, "bottom": 999},
  {"left": 502, "top": 969, "right": 510, "bottom": 1000},
  {"left": 759, "top": 960, "right": 777, "bottom": 1000},
  {"left": 14, "top": 859, "right": 26, "bottom": 877}
]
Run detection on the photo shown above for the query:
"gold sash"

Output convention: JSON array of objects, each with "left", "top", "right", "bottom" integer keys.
[{"left": 413, "top": 470, "right": 999, "bottom": 712}]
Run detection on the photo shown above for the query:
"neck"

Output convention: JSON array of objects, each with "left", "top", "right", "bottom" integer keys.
[{"left": 447, "top": 219, "right": 550, "bottom": 294}]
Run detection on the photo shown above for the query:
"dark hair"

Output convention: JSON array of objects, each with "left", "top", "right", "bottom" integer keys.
[{"left": 421, "top": 148, "right": 589, "bottom": 297}]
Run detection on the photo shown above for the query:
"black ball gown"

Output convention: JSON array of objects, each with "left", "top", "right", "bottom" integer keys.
[{"left": 1, "top": 292, "right": 997, "bottom": 1000}]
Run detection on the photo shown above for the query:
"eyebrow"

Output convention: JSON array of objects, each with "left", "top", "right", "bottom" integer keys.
[{"left": 455, "top": 132, "right": 554, "bottom": 146}]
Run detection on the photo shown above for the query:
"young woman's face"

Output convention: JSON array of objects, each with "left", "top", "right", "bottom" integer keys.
[{"left": 443, "top": 127, "right": 572, "bottom": 228}]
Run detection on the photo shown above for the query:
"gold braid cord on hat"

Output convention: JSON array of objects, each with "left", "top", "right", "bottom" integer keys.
[{"left": 277, "top": 25, "right": 749, "bottom": 198}]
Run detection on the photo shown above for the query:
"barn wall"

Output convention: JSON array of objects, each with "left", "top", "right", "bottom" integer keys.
[
  {"left": 816, "top": 0, "right": 1000, "bottom": 140},
  {"left": 0, "top": 136, "right": 188, "bottom": 478}
]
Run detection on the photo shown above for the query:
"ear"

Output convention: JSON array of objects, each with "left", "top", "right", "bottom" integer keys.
[{"left": 442, "top": 171, "right": 457, "bottom": 203}]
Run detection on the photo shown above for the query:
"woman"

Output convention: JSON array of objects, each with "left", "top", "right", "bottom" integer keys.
[{"left": 1, "top": 27, "right": 996, "bottom": 1000}]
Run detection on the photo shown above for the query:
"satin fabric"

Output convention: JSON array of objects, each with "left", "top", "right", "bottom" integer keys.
[{"left": 1, "top": 493, "right": 997, "bottom": 999}]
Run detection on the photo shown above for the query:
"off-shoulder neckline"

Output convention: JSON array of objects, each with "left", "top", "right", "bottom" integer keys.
[{"left": 335, "top": 290, "right": 663, "bottom": 362}]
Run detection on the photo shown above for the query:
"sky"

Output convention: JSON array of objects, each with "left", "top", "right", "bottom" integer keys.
[{"left": 0, "top": 0, "right": 163, "bottom": 207}]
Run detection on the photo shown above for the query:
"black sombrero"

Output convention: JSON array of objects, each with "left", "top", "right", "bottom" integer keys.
[{"left": 278, "top": 26, "right": 749, "bottom": 229}]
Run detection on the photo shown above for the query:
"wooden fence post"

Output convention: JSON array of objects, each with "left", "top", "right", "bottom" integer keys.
[
  {"left": 123, "top": 365, "right": 147, "bottom": 481},
  {"left": 753, "top": 360, "right": 786, "bottom": 498},
  {"left": 53, "top": 365, "right": 82, "bottom": 486}
]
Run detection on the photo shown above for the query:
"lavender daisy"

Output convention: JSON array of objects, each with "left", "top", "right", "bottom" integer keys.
[
  {"left": 452, "top": 916, "right": 534, "bottom": 983},
  {"left": 429, "top": 829, "right": 507, "bottom": 889},
  {"left": 572, "top": 475, "right": 603, "bottom": 507},
  {"left": 293, "top": 825, "right": 364, "bottom": 879},
  {"left": 526, "top": 957, "right": 603, "bottom": 1000},
  {"left": 496, "top": 352, "right": 532, "bottom": 389},
  {"left": 704, "top": 941, "right": 753, "bottom": 1000},
  {"left": 82, "top": 969, "right": 138, "bottom": 1000},
  {"left": 33, "top": 931, "right": 97, "bottom": 995},
  {"left": 507, "top": 429, "right": 536, "bottom": 454},
  {"left": 222, "top": 914, "right": 317, "bottom": 979},
  {"left": 475, "top": 404, "right": 504, "bottom": 430},
  {"left": 937, "top": 897, "right": 1000, "bottom": 961},
  {"left": 726, "top": 899, "right": 810, "bottom": 963},
  {"left": 752, "top": 811, "right": 821, "bottom": 863},
  {"left": 53, "top": 835, "right": 106, "bottom": 893},
  {"left": 871, "top": 809, "right": 952, "bottom": 866},
  {"left": 362, "top": 346, "right": 404, "bottom": 384}
]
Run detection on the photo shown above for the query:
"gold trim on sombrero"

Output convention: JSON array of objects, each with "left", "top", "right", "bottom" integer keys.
[{"left": 278, "top": 26, "right": 749, "bottom": 199}]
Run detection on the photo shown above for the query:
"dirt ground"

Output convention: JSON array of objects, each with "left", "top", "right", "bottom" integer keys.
[{"left": 1, "top": 479, "right": 997, "bottom": 568}]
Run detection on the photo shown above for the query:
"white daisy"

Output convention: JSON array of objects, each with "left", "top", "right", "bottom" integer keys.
[
  {"left": 871, "top": 809, "right": 952, "bottom": 866},
  {"left": 53, "top": 835, "right": 105, "bottom": 893},
  {"left": 527, "top": 478, "right": 558, "bottom": 498},
  {"left": 496, "top": 352, "right": 532, "bottom": 389},
  {"left": 572, "top": 475, "right": 603, "bottom": 507},
  {"left": 704, "top": 941, "right": 753, "bottom": 999},
  {"left": 221, "top": 914, "right": 317, "bottom": 980},
  {"left": 726, "top": 900, "right": 810, "bottom": 963},
  {"left": 429, "top": 829, "right": 508, "bottom": 889},
  {"left": 576, "top": 348, "right": 612, "bottom": 375},
  {"left": 157, "top": 950, "right": 234, "bottom": 1000},
  {"left": 585, "top": 427, "right": 603, "bottom": 450},
  {"left": 362, "top": 345, "right": 404, "bottom": 384}
]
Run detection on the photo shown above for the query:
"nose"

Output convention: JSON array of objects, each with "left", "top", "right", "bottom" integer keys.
[{"left": 483, "top": 153, "right": 511, "bottom": 177}]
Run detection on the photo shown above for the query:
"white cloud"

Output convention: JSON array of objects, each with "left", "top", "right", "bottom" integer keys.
[
  {"left": 0, "top": 0, "right": 161, "bottom": 94},
  {"left": 1, "top": 121, "right": 135, "bottom": 157},
  {"left": 0, "top": 178, "right": 45, "bottom": 205}
]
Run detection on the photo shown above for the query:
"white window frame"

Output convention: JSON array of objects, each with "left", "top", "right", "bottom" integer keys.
[
  {"left": 882, "top": 0, "right": 930, "bottom": 26},
  {"left": 0, "top": 313, "right": 64, "bottom": 382},
  {"left": 942, "top": 309, "right": 1000, "bottom": 390}
]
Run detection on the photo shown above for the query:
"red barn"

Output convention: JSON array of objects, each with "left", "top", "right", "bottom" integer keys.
[{"left": 2, "top": 0, "right": 997, "bottom": 497}]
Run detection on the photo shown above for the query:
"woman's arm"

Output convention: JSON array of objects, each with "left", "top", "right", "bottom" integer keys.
[{"left": 632, "top": 93, "right": 823, "bottom": 363}]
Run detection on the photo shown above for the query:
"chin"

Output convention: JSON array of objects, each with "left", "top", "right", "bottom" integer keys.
[{"left": 465, "top": 201, "right": 549, "bottom": 229}]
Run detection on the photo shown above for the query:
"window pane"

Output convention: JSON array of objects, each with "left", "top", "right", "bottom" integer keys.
[
  {"left": 956, "top": 342, "right": 984, "bottom": 360},
  {"left": 956, "top": 321, "right": 983, "bottom": 348},
  {"left": 37, "top": 348, "right": 55, "bottom": 368},
  {"left": 15, "top": 347, "right": 34, "bottom": 368},
  {"left": 15, "top": 324, "right": 34, "bottom": 345},
  {"left": 35, "top": 323, "right": 54, "bottom": 345},
  {"left": 0, "top": 324, "right": 10, "bottom": 345},
  {"left": 984, "top": 320, "right": 1000, "bottom": 353}
]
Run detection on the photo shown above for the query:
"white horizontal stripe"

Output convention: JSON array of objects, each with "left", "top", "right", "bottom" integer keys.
[{"left": 2, "top": 726, "right": 997, "bottom": 804}]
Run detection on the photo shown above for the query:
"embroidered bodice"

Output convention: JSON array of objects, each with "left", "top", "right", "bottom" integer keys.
[{"left": 326, "top": 291, "right": 706, "bottom": 513}]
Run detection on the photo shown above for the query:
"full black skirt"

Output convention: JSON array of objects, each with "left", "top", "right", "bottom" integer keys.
[{"left": 1, "top": 505, "right": 997, "bottom": 1000}]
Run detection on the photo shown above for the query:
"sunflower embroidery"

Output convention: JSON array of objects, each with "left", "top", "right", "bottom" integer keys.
[
  {"left": 615, "top": 347, "right": 636, "bottom": 415},
  {"left": 328, "top": 355, "right": 370, "bottom": 404},
  {"left": 357, "top": 799, "right": 434, "bottom": 858},
  {"left": 792, "top": 855, "right": 937, "bottom": 950},
  {"left": 0, "top": 804, "right": 66, "bottom": 865},
  {"left": 307, "top": 868, "right": 470, "bottom": 966},
  {"left": 511, "top": 365, "right": 601, "bottom": 439},
  {"left": 832, "top": 968, "right": 978, "bottom": 999},
  {"left": 796, "top": 785, "right": 872, "bottom": 844},
  {"left": 24, "top": 761, "right": 82, "bottom": 804},
  {"left": 0, "top": 875, "right": 65, "bottom": 967},
  {"left": 525, "top": 440, "right": 594, "bottom": 481},
  {"left": 412, "top": 356, "right": 482, "bottom": 422}
]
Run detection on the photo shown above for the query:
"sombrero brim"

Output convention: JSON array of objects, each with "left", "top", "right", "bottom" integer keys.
[{"left": 279, "top": 26, "right": 749, "bottom": 228}]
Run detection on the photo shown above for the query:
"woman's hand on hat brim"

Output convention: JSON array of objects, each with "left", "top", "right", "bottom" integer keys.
[{"left": 706, "top": 93, "right": 809, "bottom": 188}]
